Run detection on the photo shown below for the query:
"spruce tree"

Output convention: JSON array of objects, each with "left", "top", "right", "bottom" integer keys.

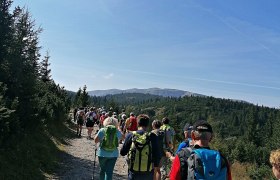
[
  {"left": 10, "top": 7, "right": 42, "bottom": 128},
  {"left": 39, "top": 51, "right": 52, "bottom": 82}
]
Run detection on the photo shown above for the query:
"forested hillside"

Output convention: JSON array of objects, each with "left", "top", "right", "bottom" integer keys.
[
  {"left": 88, "top": 93, "right": 280, "bottom": 179},
  {"left": 0, "top": 1, "right": 71, "bottom": 178},
  {"left": 1, "top": 0, "right": 279, "bottom": 179}
]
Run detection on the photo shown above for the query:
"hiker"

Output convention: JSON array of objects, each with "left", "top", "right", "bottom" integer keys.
[
  {"left": 270, "top": 149, "right": 280, "bottom": 179},
  {"left": 120, "top": 114, "right": 161, "bottom": 180},
  {"left": 76, "top": 108, "right": 85, "bottom": 137},
  {"left": 85, "top": 107, "right": 97, "bottom": 139},
  {"left": 118, "top": 109, "right": 126, "bottom": 120},
  {"left": 99, "top": 111, "right": 106, "bottom": 129},
  {"left": 73, "top": 107, "right": 78, "bottom": 122},
  {"left": 175, "top": 123, "right": 193, "bottom": 154},
  {"left": 124, "top": 112, "right": 138, "bottom": 133},
  {"left": 166, "top": 123, "right": 193, "bottom": 162},
  {"left": 151, "top": 119, "right": 165, "bottom": 180},
  {"left": 160, "top": 117, "right": 176, "bottom": 179},
  {"left": 113, "top": 112, "right": 118, "bottom": 120},
  {"left": 120, "top": 114, "right": 127, "bottom": 133},
  {"left": 94, "top": 116, "right": 123, "bottom": 180},
  {"left": 169, "top": 120, "right": 232, "bottom": 180}
]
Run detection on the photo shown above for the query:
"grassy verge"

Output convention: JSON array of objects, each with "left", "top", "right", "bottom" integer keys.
[{"left": 0, "top": 117, "right": 76, "bottom": 179}]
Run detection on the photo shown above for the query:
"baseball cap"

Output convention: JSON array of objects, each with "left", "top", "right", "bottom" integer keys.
[
  {"left": 193, "top": 120, "right": 213, "bottom": 133},
  {"left": 183, "top": 123, "right": 193, "bottom": 132}
]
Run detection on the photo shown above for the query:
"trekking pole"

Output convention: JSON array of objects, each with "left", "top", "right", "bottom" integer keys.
[{"left": 92, "top": 145, "right": 97, "bottom": 180}]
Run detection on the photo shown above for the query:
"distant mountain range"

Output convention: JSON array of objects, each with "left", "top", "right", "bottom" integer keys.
[{"left": 88, "top": 88, "right": 205, "bottom": 98}]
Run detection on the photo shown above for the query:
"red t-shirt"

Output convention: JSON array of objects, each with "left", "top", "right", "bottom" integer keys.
[
  {"left": 100, "top": 115, "right": 105, "bottom": 125},
  {"left": 169, "top": 155, "right": 181, "bottom": 180}
]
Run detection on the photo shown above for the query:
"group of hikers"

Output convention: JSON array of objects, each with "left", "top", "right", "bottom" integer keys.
[{"left": 73, "top": 107, "right": 280, "bottom": 180}]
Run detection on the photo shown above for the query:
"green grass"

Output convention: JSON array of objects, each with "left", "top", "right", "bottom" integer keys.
[{"left": 0, "top": 118, "right": 76, "bottom": 179}]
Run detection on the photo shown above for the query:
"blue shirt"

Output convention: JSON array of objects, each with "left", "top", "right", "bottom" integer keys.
[
  {"left": 175, "top": 138, "right": 192, "bottom": 154},
  {"left": 96, "top": 127, "right": 122, "bottom": 158}
]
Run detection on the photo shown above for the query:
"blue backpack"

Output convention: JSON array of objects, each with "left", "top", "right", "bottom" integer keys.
[{"left": 179, "top": 148, "right": 227, "bottom": 180}]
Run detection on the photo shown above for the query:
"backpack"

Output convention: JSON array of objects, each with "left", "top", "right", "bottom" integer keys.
[
  {"left": 160, "top": 124, "right": 175, "bottom": 150},
  {"left": 128, "top": 131, "right": 152, "bottom": 172},
  {"left": 151, "top": 129, "right": 165, "bottom": 155},
  {"left": 100, "top": 125, "right": 118, "bottom": 151},
  {"left": 77, "top": 111, "right": 84, "bottom": 121},
  {"left": 87, "top": 112, "right": 93, "bottom": 121},
  {"left": 179, "top": 148, "right": 227, "bottom": 180}
]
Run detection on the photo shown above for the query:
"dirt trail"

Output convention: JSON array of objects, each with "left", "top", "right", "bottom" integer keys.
[{"left": 51, "top": 125, "right": 128, "bottom": 180}]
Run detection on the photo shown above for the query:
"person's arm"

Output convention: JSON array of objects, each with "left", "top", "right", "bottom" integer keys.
[
  {"left": 117, "top": 129, "right": 125, "bottom": 141},
  {"left": 120, "top": 133, "right": 133, "bottom": 156},
  {"left": 169, "top": 155, "right": 181, "bottom": 180},
  {"left": 94, "top": 128, "right": 104, "bottom": 143}
]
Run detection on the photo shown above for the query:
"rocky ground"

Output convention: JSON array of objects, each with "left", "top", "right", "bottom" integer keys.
[{"left": 50, "top": 125, "right": 128, "bottom": 180}]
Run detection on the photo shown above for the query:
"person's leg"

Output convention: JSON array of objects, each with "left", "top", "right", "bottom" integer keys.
[
  {"left": 89, "top": 127, "right": 93, "bottom": 138},
  {"left": 87, "top": 126, "right": 90, "bottom": 139},
  {"left": 104, "top": 157, "right": 117, "bottom": 180},
  {"left": 98, "top": 156, "right": 106, "bottom": 180},
  {"left": 79, "top": 124, "right": 82, "bottom": 136},
  {"left": 160, "top": 157, "right": 168, "bottom": 180}
]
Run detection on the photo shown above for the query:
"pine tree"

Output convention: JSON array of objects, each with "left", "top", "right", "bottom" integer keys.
[
  {"left": 39, "top": 51, "right": 52, "bottom": 82},
  {"left": 10, "top": 7, "right": 42, "bottom": 128},
  {"left": 80, "top": 85, "right": 90, "bottom": 107},
  {"left": 74, "top": 88, "right": 82, "bottom": 107},
  {"left": 0, "top": 0, "right": 13, "bottom": 84}
]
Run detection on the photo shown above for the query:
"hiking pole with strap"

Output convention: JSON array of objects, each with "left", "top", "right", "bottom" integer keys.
[{"left": 92, "top": 145, "right": 97, "bottom": 180}]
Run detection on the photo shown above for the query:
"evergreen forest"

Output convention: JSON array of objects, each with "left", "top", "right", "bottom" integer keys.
[{"left": 1, "top": 0, "right": 280, "bottom": 179}]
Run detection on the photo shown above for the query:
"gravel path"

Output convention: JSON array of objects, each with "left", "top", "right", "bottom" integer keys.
[{"left": 52, "top": 125, "right": 128, "bottom": 180}]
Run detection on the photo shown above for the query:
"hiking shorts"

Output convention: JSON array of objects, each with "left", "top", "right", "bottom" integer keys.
[
  {"left": 77, "top": 119, "right": 84, "bottom": 126},
  {"left": 86, "top": 120, "right": 94, "bottom": 127}
]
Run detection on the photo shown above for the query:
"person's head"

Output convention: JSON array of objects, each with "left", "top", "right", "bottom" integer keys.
[
  {"left": 152, "top": 119, "right": 162, "bottom": 129},
  {"left": 90, "top": 107, "right": 94, "bottom": 111},
  {"left": 108, "top": 111, "right": 113, "bottom": 117},
  {"left": 122, "top": 114, "right": 127, "bottom": 120},
  {"left": 103, "top": 117, "right": 118, "bottom": 127},
  {"left": 137, "top": 114, "right": 150, "bottom": 127},
  {"left": 130, "top": 112, "right": 135, "bottom": 117},
  {"left": 183, "top": 123, "right": 193, "bottom": 139},
  {"left": 79, "top": 110, "right": 85, "bottom": 115},
  {"left": 162, "top": 117, "right": 170, "bottom": 124},
  {"left": 270, "top": 149, "right": 280, "bottom": 179},
  {"left": 191, "top": 120, "right": 213, "bottom": 145}
]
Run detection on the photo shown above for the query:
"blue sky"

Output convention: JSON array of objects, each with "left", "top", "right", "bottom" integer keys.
[{"left": 14, "top": 0, "right": 280, "bottom": 108}]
